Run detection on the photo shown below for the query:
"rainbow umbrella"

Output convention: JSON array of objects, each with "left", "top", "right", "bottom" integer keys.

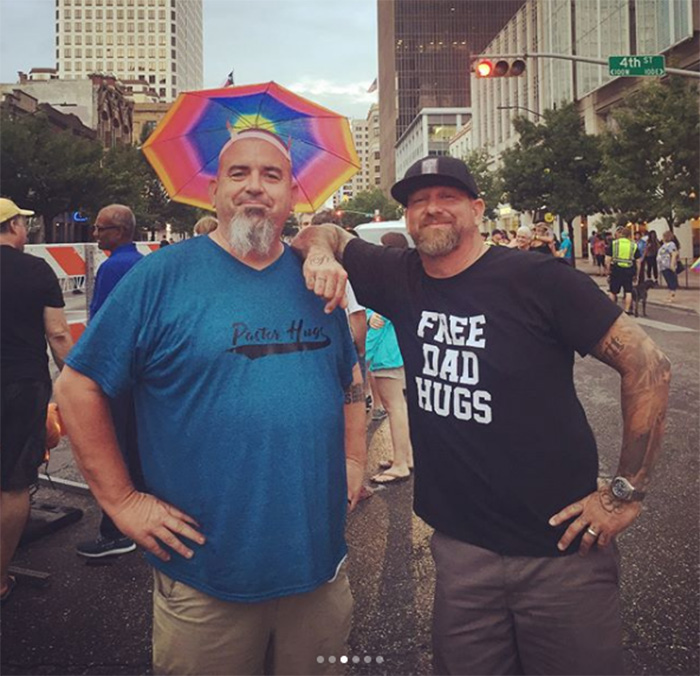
[
  {"left": 691, "top": 257, "right": 700, "bottom": 273},
  {"left": 142, "top": 81, "right": 360, "bottom": 213}
]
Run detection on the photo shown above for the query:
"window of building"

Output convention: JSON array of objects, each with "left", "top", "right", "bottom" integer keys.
[
  {"left": 106, "top": 9, "right": 113, "bottom": 19},
  {"left": 75, "top": 35, "right": 82, "bottom": 45},
  {"left": 65, "top": 62, "right": 72, "bottom": 71},
  {"left": 65, "top": 48, "right": 72, "bottom": 57},
  {"left": 64, "top": 21, "right": 71, "bottom": 31},
  {"left": 75, "top": 47, "right": 82, "bottom": 57},
  {"left": 85, "top": 9, "right": 92, "bottom": 18},
  {"left": 85, "top": 35, "right": 92, "bottom": 45},
  {"left": 159, "top": 87, "right": 166, "bottom": 97},
  {"left": 86, "top": 48, "right": 92, "bottom": 57},
  {"left": 74, "top": 8, "right": 81, "bottom": 18},
  {"left": 96, "top": 48, "right": 103, "bottom": 57}
]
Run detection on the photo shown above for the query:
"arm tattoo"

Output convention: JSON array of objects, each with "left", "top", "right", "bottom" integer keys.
[
  {"left": 591, "top": 315, "right": 671, "bottom": 493},
  {"left": 344, "top": 383, "right": 364, "bottom": 406}
]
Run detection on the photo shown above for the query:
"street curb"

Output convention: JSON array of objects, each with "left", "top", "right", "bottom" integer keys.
[{"left": 38, "top": 474, "right": 91, "bottom": 495}]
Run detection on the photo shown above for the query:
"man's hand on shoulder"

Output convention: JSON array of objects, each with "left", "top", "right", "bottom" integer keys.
[
  {"left": 110, "top": 490, "right": 206, "bottom": 561},
  {"left": 548, "top": 485, "right": 642, "bottom": 556}
]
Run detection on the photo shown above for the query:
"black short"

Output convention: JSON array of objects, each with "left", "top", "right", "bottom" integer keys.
[
  {"left": 1, "top": 380, "right": 52, "bottom": 490},
  {"left": 609, "top": 267, "right": 635, "bottom": 295}
]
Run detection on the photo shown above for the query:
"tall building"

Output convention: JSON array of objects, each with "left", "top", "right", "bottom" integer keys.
[
  {"left": 334, "top": 103, "right": 382, "bottom": 207},
  {"left": 377, "top": 0, "right": 525, "bottom": 191},
  {"left": 55, "top": 0, "right": 203, "bottom": 102}
]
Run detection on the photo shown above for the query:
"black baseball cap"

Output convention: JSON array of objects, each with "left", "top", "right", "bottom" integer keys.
[{"left": 391, "top": 156, "right": 480, "bottom": 207}]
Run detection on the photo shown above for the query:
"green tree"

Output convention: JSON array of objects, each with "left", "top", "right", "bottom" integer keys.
[
  {"left": 460, "top": 149, "right": 504, "bottom": 221},
  {"left": 0, "top": 110, "right": 104, "bottom": 241},
  {"left": 500, "top": 102, "right": 603, "bottom": 266},
  {"left": 596, "top": 76, "right": 700, "bottom": 231},
  {"left": 339, "top": 188, "right": 403, "bottom": 228}
]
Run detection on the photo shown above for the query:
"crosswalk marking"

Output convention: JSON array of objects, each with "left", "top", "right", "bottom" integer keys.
[{"left": 635, "top": 317, "right": 697, "bottom": 333}]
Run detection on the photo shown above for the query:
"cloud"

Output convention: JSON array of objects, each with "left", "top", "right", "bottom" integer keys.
[{"left": 288, "top": 78, "right": 377, "bottom": 104}]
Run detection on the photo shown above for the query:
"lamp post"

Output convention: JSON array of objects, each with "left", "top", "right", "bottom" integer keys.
[{"left": 496, "top": 105, "right": 545, "bottom": 119}]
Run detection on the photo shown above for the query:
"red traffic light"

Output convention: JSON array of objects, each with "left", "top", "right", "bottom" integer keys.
[
  {"left": 474, "top": 58, "right": 526, "bottom": 78},
  {"left": 475, "top": 59, "right": 494, "bottom": 78}
]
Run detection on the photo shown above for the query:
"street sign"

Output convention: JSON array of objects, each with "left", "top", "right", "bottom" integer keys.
[{"left": 608, "top": 55, "right": 666, "bottom": 77}]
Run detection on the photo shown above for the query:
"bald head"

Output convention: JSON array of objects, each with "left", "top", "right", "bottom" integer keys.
[{"left": 98, "top": 205, "right": 136, "bottom": 238}]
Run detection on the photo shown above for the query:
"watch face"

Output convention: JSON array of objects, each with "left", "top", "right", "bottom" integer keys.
[{"left": 611, "top": 477, "right": 631, "bottom": 500}]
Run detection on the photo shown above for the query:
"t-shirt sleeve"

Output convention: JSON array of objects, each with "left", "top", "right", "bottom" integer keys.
[
  {"left": 66, "top": 275, "right": 147, "bottom": 397},
  {"left": 344, "top": 280, "right": 364, "bottom": 314},
  {"left": 38, "top": 259, "right": 65, "bottom": 308},
  {"left": 538, "top": 260, "right": 623, "bottom": 357},
  {"left": 344, "top": 237, "right": 412, "bottom": 318}
]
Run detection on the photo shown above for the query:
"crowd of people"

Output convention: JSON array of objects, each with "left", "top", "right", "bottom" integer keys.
[{"left": 1, "top": 137, "right": 673, "bottom": 676}]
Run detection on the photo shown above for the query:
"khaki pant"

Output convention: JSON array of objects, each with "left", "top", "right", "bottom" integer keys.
[{"left": 152, "top": 567, "right": 353, "bottom": 675}]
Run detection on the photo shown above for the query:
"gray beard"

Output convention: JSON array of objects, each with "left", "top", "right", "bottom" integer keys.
[
  {"left": 414, "top": 226, "right": 461, "bottom": 257},
  {"left": 227, "top": 209, "right": 278, "bottom": 257}
]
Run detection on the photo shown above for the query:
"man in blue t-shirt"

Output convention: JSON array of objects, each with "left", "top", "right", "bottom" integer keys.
[
  {"left": 56, "top": 130, "right": 366, "bottom": 675},
  {"left": 292, "top": 156, "right": 671, "bottom": 676},
  {"left": 76, "top": 204, "right": 145, "bottom": 559}
]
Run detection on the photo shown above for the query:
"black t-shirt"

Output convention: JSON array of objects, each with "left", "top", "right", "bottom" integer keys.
[
  {"left": 345, "top": 241, "right": 622, "bottom": 557},
  {"left": 1, "top": 245, "right": 65, "bottom": 384}
]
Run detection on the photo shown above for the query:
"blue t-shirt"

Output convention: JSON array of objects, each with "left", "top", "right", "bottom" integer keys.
[
  {"left": 559, "top": 236, "right": 573, "bottom": 260},
  {"left": 365, "top": 309, "right": 403, "bottom": 371},
  {"left": 90, "top": 242, "right": 144, "bottom": 318},
  {"left": 67, "top": 237, "right": 356, "bottom": 602}
]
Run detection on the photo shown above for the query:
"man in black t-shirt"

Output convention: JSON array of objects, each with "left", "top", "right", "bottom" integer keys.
[
  {"left": 0, "top": 198, "right": 73, "bottom": 604},
  {"left": 292, "top": 157, "right": 671, "bottom": 675}
]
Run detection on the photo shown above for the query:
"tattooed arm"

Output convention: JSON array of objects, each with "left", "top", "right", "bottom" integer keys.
[
  {"left": 549, "top": 313, "right": 671, "bottom": 555},
  {"left": 344, "top": 363, "right": 368, "bottom": 511},
  {"left": 291, "top": 225, "right": 355, "bottom": 313}
]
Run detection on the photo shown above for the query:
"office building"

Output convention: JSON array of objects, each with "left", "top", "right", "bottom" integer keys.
[
  {"left": 334, "top": 103, "right": 382, "bottom": 207},
  {"left": 377, "top": 0, "right": 525, "bottom": 190},
  {"left": 55, "top": 0, "right": 203, "bottom": 102}
]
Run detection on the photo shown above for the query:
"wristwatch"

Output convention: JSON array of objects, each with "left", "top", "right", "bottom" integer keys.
[{"left": 610, "top": 476, "right": 646, "bottom": 502}]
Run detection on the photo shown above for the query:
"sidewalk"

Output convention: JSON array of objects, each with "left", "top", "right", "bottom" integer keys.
[{"left": 576, "top": 257, "right": 699, "bottom": 315}]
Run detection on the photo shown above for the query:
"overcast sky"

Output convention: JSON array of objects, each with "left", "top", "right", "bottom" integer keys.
[{"left": 0, "top": 0, "right": 378, "bottom": 119}]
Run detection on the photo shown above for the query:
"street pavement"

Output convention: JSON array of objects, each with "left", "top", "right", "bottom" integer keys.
[{"left": 2, "top": 263, "right": 698, "bottom": 676}]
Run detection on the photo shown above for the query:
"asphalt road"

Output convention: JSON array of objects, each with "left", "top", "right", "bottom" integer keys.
[{"left": 2, "top": 304, "right": 698, "bottom": 675}]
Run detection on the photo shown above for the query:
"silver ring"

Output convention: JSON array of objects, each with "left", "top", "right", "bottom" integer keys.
[{"left": 586, "top": 526, "right": 599, "bottom": 537}]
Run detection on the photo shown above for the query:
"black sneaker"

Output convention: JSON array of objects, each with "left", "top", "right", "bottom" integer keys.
[{"left": 76, "top": 535, "right": 137, "bottom": 558}]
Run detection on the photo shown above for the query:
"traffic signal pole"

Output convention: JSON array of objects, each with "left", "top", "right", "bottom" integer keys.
[{"left": 477, "top": 52, "right": 700, "bottom": 79}]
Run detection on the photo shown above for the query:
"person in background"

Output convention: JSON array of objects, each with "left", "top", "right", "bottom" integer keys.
[
  {"left": 193, "top": 215, "right": 218, "bottom": 236},
  {"left": 592, "top": 232, "right": 607, "bottom": 276},
  {"left": 643, "top": 230, "right": 660, "bottom": 283},
  {"left": 530, "top": 222, "right": 556, "bottom": 255},
  {"left": 299, "top": 213, "right": 314, "bottom": 229},
  {"left": 606, "top": 226, "right": 641, "bottom": 315},
  {"left": 1, "top": 198, "right": 73, "bottom": 603},
  {"left": 77, "top": 204, "right": 145, "bottom": 558},
  {"left": 56, "top": 129, "right": 366, "bottom": 675},
  {"left": 367, "top": 232, "right": 414, "bottom": 485},
  {"left": 657, "top": 230, "right": 680, "bottom": 303},
  {"left": 559, "top": 230, "right": 573, "bottom": 264},
  {"left": 507, "top": 225, "right": 533, "bottom": 251}
]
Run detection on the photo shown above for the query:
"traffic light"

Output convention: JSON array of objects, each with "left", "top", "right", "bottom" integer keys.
[{"left": 474, "top": 58, "right": 526, "bottom": 78}]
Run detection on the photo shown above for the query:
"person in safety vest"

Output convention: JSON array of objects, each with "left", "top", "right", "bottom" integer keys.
[{"left": 606, "top": 226, "right": 641, "bottom": 314}]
